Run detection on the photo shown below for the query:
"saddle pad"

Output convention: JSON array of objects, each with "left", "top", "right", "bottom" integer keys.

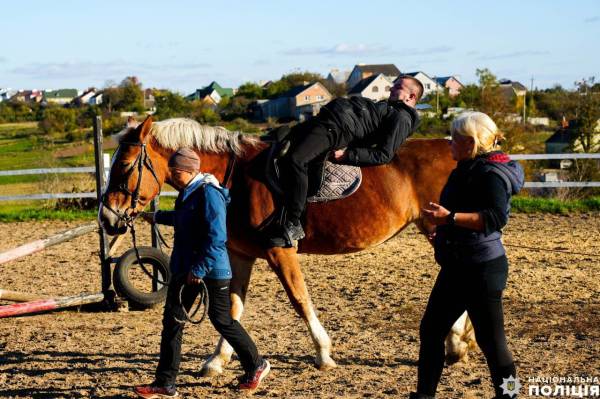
[{"left": 307, "top": 161, "right": 362, "bottom": 203}]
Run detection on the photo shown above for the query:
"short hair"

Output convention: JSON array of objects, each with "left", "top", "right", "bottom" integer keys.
[
  {"left": 451, "top": 112, "right": 505, "bottom": 158},
  {"left": 396, "top": 75, "right": 424, "bottom": 101}
]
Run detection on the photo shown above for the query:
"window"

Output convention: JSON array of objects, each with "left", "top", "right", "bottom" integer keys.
[
  {"left": 304, "top": 95, "right": 310, "bottom": 101},
  {"left": 372, "top": 86, "right": 379, "bottom": 93},
  {"left": 426, "top": 83, "right": 430, "bottom": 89},
  {"left": 317, "top": 95, "right": 323, "bottom": 100},
  {"left": 385, "top": 86, "right": 390, "bottom": 91}
]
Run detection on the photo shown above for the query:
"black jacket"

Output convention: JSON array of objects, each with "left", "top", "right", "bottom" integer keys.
[
  {"left": 317, "top": 96, "right": 420, "bottom": 166},
  {"left": 434, "top": 152, "right": 525, "bottom": 266}
]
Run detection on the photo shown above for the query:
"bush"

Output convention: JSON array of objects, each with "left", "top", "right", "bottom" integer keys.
[{"left": 39, "top": 107, "right": 78, "bottom": 134}]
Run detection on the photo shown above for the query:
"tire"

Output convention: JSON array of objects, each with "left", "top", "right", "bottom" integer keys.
[{"left": 113, "top": 246, "right": 171, "bottom": 309}]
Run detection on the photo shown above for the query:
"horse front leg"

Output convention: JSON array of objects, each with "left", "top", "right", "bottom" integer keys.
[
  {"left": 201, "top": 251, "right": 256, "bottom": 377},
  {"left": 266, "top": 247, "right": 336, "bottom": 371}
]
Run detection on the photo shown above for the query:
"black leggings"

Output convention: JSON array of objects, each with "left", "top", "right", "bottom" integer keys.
[
  {"left": 155, "top": 277, "right": 262, "bottom": 386},
  {"left": 417, "top": 257, "right": 516, "bottom": 397}
]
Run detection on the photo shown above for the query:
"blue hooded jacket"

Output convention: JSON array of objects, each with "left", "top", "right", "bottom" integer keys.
[{"left": 154, "top": 175, "right": 232, "bottom": 280}]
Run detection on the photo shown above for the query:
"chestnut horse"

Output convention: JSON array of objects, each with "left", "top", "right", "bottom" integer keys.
[{"left": 99, "top": 117, "right": 472, "bottom": 375}]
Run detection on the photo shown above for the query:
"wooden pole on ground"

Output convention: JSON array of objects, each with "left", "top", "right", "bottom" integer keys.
[
  {"left": 0, "top": 292, "right": 105, "bottom": 318},
  {"left": 0, "top": 223, "right": 97, "bottom": 265},
  {"left": 0, "top": 289, "right": 48, "bottom": 302}
]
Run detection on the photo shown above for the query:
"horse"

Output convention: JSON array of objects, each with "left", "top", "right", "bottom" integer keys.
[{"left": 98, "top": 116, "right": 474, "bottom": 375}]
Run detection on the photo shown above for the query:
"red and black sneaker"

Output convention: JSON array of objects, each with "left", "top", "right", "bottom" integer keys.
[
  {"left": 133, "top": 382, "right": 178, "bottom": 399},
  {"left": 238, "top": 359, "right": 271, "bottom": 391}
]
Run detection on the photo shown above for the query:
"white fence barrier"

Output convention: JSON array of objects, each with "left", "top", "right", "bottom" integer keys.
[{"left": 0, "top": 153, "right": 598, "bottom": 201}]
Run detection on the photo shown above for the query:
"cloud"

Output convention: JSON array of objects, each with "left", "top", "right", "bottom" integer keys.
[
  {"left": 584, "top": 16, "right": 600, "bottom": 23},
  {"left": 283, "top": 43, "right": 453, "bottom": 58},
  {"left": 0, "top": 56, "right": 7, "bottom": 63},
  {"left": 10, "top": 61, "right": 212, "bottom": 80},
  {"left": 283, "top": 43, "right": 388, "bottom": 56},
  {"left": 476, "top": 50, "right": 550, "bottom": 60}
]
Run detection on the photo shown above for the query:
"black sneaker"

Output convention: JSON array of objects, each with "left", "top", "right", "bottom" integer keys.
[
  {"left": 265, "top": 220, "right": 305, "bottom": 248},
  {"left": 283, "top": 220, "right": 305, "bottom": 241},
  {"left": 134, "top": 382, "right": 178, "bottom": 398}
]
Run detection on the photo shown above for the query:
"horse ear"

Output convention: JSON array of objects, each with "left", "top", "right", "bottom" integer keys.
[{"left": 138, "top": 115, "right": 153, "bottom": 141}]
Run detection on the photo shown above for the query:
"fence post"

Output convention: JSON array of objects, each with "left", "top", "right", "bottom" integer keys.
[{"left": 93, "top": 116, "right": 114, "bottom": 301}]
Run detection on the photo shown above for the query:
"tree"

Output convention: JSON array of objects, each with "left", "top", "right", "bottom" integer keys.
[
  {"left": 573, "top": 77, "right": 600, "bottom": 152},
  {"left": 236, "top": 83, "right": 264, "bottom": 99},
  {"left": 39, "top": 107, "right": 77, "bottom": 134},
  {"left": 475, "top": 68, "right": 510, "bottom": 118},
  {"left": 154, "top": 91, "right": 190, "bottom": 120},
  {"left": 119, "top": 76, "right": 145, "bottom": 112}
]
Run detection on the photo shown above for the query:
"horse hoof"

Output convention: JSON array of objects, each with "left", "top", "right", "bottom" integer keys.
[
  {"left": 316, "top": 356, "right": 337, "bottom": 371},
  {"left": 200, "top": 364, "right": 223, "bottom": 377}
]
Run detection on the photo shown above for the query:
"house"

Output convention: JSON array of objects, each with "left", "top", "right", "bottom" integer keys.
[
  {"left": 11, "top": 90, "right": 43, "bottom": 103},
  {"left": 401, "top": 72, "right": 441, "bottom": 98},
  {"left": 43, "top": 89, "right": 78, "bottom": 104},
  {"left": 346, "top": 64, "right": 400, "bottom": 90},
  {"left": 144, "top": 89, "right": 155, "bottom": 112},
  {"left": 545, "top": 121, "right": 600, "bottom": 155},
  {"left": 89, "top": 92, "right": 103, "bottom": 106},
  {"left": 348, "top": 74, "right": 393, "bottom": 102},
  {"left": 0, "top": 88, "right": 17, "bottom": 102},
  {"left": 499, "top": 79, "right": 527, "bottom": 100},
  {"left": 434, "top": 76, "right": 464, "bottom": 97},
  {"left": 186, "top": 81, "right": 234, "bottom": 108},
  {"left": 326, "top": 69, "right": 350, "bottom": 86},
  {"left": 257, "top": 82, "right": 332, "bottom": 121},
  {"left": 72, "top": 88, "right": 98, "bottom": 106}
]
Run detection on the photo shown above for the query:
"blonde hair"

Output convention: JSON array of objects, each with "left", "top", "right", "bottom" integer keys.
[{"left": 451, "top": 112, "right": 504, "bottom": 158}]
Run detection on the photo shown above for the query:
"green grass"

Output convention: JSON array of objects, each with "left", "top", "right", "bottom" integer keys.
[
  {"left": 511, "top": 196, "right": 600, "bottom": 214},
  {"left": 1, "top": 195, "right": 598, "bottom": 222},
  {"left": 0, "top": 196, "right": 177, "bottom": 222}
]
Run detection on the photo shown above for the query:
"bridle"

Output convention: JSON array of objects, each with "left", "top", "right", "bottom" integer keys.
[{"left": 101, "top": 139, "right": 162, "bottom": 224}]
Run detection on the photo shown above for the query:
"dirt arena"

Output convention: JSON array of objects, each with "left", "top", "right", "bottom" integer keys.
[{"left": 1, "top": 214, "right": 598, "bottom": 398}]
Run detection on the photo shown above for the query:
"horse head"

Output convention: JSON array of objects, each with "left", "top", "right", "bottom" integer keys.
[{"left": 98, "top": 116, "right": 169, "bottom": 235}]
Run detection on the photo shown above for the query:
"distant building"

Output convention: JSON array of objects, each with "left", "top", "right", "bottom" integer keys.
[
  {"left": 326, "top": 68, "right": 350, "bottom": 86},
  {"left": 348, "top": 74, "right": 393, "bottom": 102},
  {"left": 499, "top": 79, "right": 527, "bottom": 100},
  {"left": 401, "top": 72, "right": 442, "bottom": 98},
  {"left": 11, "top": 90, "right": 44, "bottom": 103},
  {"left": 89, "top": 92, "right": 103, "bottom": 106},
  {"left": 257, "top": 82, "right": 332, "bottom": 121},
  {"left": 43, "top": 89, "right": 78, "bottom": 104},
  {"left": 545, "top": 120, "right": 600, "bottom": 154},
  {"left": 144, "top": 89, "right": 156, "bottom": 112},
  {"left": 434, "top": 76, "right": 464, "bottom": 97},
  {"left": 72, "top": 88, "right": 98, "bottom": 106},
  {"left": 186, "top": 81, "right": 234, "bottom": 108},
  {"left": 346, "top": 64, "right": 400, "bottom": 90},
  {"left": 0, "top": 88, "right": 17, "bottom": 102}
]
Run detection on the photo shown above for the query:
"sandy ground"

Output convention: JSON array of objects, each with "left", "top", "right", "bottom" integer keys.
[{"left": 0, "top": 214, "right": 598, "bottom": 398}]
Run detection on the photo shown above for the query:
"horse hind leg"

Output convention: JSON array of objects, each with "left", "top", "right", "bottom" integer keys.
[
  {"left": 200, "top": 251, "right": 255, "bottom": 377},
  {"left": 445, "top": 311, "right": 477, "bottom": 365},
  {"left": 266, "top": 247, "right": 336, "bottom": 371}
]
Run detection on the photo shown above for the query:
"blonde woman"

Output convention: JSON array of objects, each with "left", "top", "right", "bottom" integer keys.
[{"left": 411, "top": 112, "right": 524, "bottom": 398}]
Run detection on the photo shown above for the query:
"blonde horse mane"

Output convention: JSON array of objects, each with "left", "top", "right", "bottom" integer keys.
[{"left": 114, "top": 118, "right": 260, "bottom": 156}]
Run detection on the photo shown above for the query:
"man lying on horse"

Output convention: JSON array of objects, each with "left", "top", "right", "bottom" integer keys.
[{"left": 269, "top": 75, "right": 424, "bottom": 246}]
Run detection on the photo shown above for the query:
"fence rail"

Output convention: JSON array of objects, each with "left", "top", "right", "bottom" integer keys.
[{"left": 0, "top": 153, "right": 598, "bottom": 201}]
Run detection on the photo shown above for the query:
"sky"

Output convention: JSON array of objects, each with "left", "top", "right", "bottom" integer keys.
[{"left": 1, "top": 0, "right": 599, "bottom": 94}]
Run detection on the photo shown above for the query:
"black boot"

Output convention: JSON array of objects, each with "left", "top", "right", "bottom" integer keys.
[{"left": 491, "top": 362, "right": 518, "bottom": 398}]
